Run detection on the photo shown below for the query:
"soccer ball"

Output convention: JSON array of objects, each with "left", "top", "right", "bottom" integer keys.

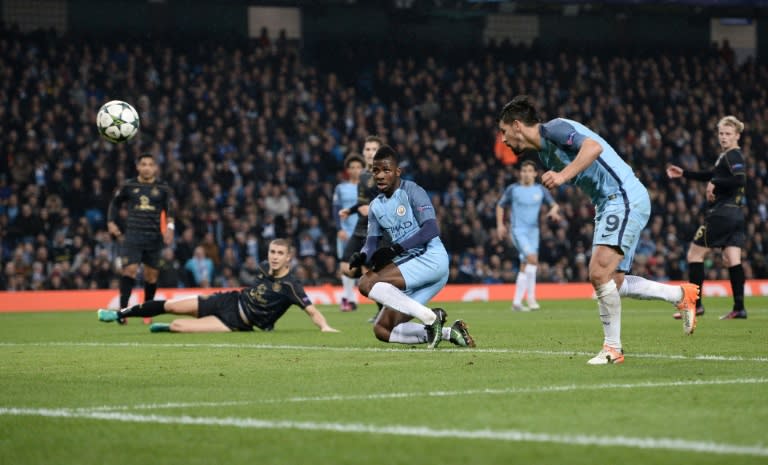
[{"left": 96, "top": 100, "right": 140, "bottom": 143}]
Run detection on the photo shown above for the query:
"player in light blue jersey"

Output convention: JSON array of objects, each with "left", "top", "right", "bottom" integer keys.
[
  {"left": 333, "top": 154, "right": 365, "bottom": 311},
  {"left": 496, "top": 160, "right": 561, "bottom": 311},
  {"left": 498, "top": 95, "right": 699, "bottom": 365},
  {"left": 348, "top": 145, "right": 475, "bottom": 349}
]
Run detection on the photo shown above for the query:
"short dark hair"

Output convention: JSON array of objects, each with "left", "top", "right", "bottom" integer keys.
[
  {"left": 344, "top": 153, "right": 365, "bottom": 168},
  {"left": 373, "top": 144, "right": 399, "bottom": 164},
  {"left": 499, "top": 95, "right": 541, "bottom": 126},
  {"left": 136, "top": 153, "right": 154, "bottom": 164},
  {"left": 270, "top": 238, "right": 294, "bottom": 254},
  {"left": 520, "top": 160, "right": 537, "bottom": 170}
]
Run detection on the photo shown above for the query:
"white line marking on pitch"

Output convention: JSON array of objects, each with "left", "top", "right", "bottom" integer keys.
[
  {"left": 1, "top": 341, "right": 766, "bottom": 362},
  {"left": 76, "top": 377, "right": 768, "bottom": 412},
  {"left": 0, "top": 407, "right": 766, "bottom": 457}
]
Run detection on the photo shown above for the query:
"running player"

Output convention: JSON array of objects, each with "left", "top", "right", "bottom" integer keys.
[
  {"left": 333, "top": 153, "right": 365, "bottom": 311},
  {"left": 98, "top": 239, "right": 339, "bottom": 333},
  {"left": 498, "top": 95, "right": 698, "bottom": 365},
  {"left": 497, "top": 160, "right": 562, "bottom": 311},
  {"left": 667, "top": 115, "right": 748, "bottom": 320},
  {"left": 349, "top": 145, "right": 475, "bottom": 349},
  {"left": 107, "top": 153, "right": 175, "bottom": 324}
]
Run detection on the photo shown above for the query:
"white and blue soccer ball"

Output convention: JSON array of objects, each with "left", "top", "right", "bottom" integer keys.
[{"left": 96, "top": 100, "right": 140, "bottom": 143}]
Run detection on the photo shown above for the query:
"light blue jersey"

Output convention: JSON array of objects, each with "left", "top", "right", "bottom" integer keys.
[
  {"left": 333, "top": 182, "right": 359, "bottom": 235},
  {"left": 498, "top": 183, "right": 553, "bottom": 229},
  {"left": 368, "top": 180, "right": 448, "bottom": 303},
  {"left": 538, "top": 118, "right": 651, "bottom": 272},
  {"left": 539, "top": 118, "right": 646, "bottom": 210},
  {"left": 498, "top": 183, "right": 553, "bottom": 261}
]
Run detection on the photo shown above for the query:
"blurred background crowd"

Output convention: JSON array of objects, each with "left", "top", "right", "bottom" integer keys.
[{"left": 1, "top": 24, "right": 767, "bottom": 291}]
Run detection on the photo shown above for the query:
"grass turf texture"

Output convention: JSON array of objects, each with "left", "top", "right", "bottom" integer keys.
[{"left": 0, "top": 297, "right": 766, "bottom": 465}]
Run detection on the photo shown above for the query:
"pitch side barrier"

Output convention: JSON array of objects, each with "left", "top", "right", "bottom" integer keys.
[{"left": 2, "top": 281, "right": 768, "bottom": 313}]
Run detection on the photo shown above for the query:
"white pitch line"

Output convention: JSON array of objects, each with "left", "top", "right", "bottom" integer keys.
[
  {"left": 0, "top": 407, "right": 766, "bottom": 457},
  {"left": 1, "top": 341, "right": 766, "bottom": 363},
  {"left": 73, "top": 377, "right": 768, "bottom": 412}
]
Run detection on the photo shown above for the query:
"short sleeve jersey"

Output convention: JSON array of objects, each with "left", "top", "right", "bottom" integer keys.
[
  {"left": 538, "top": 118, "right": 645, "bottom": 209},
  {"left": 238, "top": 262, "right": 313, "bottom": 330},
  {"left": 497, "top": 183, "right": 554, "bottom": 229},
  {"left": 367, "top": 179, "right": 442, "bottom": 254}
]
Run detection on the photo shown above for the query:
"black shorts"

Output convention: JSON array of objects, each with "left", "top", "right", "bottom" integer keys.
[
  {"left": 692, "top": 210, "right": 745, "bottom": 249},
  {"left": 197, "top": 291, "right": 253, "bottom": 332},
  {"left": 121, "top": 240, "right": 162, "bottom": 268},
  {"left": 341, "top": 234, "right": 367, "bottom": 262}
]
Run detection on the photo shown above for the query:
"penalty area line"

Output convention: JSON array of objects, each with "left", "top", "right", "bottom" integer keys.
[{"left": 0, "top": 407, "right": 766, "bottom": 457}]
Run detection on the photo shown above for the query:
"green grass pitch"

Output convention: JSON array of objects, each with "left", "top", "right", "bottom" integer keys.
[{"left": 0, "top": 297, "right": 766, "bottom": 465}]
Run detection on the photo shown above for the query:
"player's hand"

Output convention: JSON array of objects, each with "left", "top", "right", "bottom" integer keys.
[
  {"left": 107, "top": 221, "right": 122, "bottom": 237},
  {"left": 370, "top": 243, "right": 405, "bottom": 270},
  {"left": 339, "top": 209, "right": 350, "bottom": 220},
  {"left": 163, "top": 229, "right": 174, "bottom": 245},
  {"left": 321, "top": 326, "right": 340, "bottom": 333},
  {"left": 706, "top": 181, "right": 715, "bottom": 202},
  {"left": 337, "top": 230, "right": 349, "bottom": 241},
  {"left": 348, "top": 252, "right": 367, "bottom": 269},
  {"left": 546, "top": 211, "right": 562, "bottom": 223},
  {"left": 497, "top": 224, "right": 508, "bottom": 240},
  {"left": 541, "top": 170, "right": 566, "bottom": 189},
  {"left": 666, "top": 165, "right": 684, "bottom": 179}
]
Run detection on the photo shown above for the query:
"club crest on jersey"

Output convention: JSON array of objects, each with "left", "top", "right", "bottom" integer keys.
[
  {"left": 396, "top": 205, "right": 406, "bottom": 216},
  {"left": 272, "top": 282, "right": 282, "bottom": 292},
  {"left": 151, "top": 187, "right": 160, "bottom": 197}
]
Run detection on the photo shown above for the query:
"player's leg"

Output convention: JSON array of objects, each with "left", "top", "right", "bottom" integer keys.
[
  {"left": 721, "top": 245, "right": 747, "bottom": 319},
  {"left": 686, "top": 224, "right": 710, "bottom": 314},
  {"left": 510, "top": 231, "right": 528, "bottom": 310},
  {"left": 372, "top": 307, "right": 424, "bottom": 343},
  {"left": 339, "top": 234, "right": 363, "bottom": 311},
  {"left": 358, "top": 265, "right": 437, "bottom": 324},
  {"left": 524, "top": 253, "right": 539, "bottom": 310},
  {"left": 587, "top": 245, "right": 625, "bottom": 365},
  {"left": 141, "top": 246, "right": 163, "bottom": 324},
  {"left": 168, "top": 316, "right": 231, "bottom": 333}
]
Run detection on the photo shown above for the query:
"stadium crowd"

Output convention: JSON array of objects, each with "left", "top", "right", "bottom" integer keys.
[{"left": 1, "top": 25, "right": 767, "bottom": 292}]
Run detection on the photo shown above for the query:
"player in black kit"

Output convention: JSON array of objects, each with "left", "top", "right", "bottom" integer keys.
[
  {"left": 107, "top": 153, "right": 175, "bottom": 323},
  {"left": 98, "top": 239, "right": 339, "bottom": 333},
  {"left": 667, "top": 116, "right": 748, "bottom": 320}
]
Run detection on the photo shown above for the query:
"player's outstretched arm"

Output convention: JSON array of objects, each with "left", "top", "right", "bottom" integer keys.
[{"left": 304, "top": 304, "right": 340, "bottom": 333}]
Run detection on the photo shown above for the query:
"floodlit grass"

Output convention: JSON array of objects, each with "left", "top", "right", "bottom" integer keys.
[{"left": 0, "top": 297, "right": 766, "bottom": 465}]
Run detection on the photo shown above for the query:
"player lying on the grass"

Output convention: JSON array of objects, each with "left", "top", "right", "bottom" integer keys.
[
  {"left": 348, "top": 145, "right": 475, "bottom": 349},
  {"left": 498, "top": 96, "right": 698, "bottom": 365},
  {"left": 98, "top": 239, "right": 339, "bottom": 334}
]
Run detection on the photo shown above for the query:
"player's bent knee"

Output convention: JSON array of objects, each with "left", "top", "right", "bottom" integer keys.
[
  {"left": 373, "top": 324, "right": 390, "bottom": 342},
  {"left": 358, "top": 276, "right": 374, "bottom": 296}
]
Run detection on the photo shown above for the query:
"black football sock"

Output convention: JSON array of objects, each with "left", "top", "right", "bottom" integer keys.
[
  {"left": 119, "top": 300, "right": 167, "bottom": 318},
  {"left": 119, "top": 276, "right": 136, "bottom": 308},
  {"left": 144, "top": 282, "right": 157, "bottom": 302},
  {"left": 688, "top": 262, "right": 704, "bottom": 308},
  {"left": 728, "top": 264, "right": 745, "bottom": 311}
]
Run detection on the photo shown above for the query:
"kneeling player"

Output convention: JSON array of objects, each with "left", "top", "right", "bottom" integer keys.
[
  {"left": 98, "top": 239, "right": 339, "bottom": 334},
  {"left": 349, "top": 145, "right": 475, "bottom": 349}
]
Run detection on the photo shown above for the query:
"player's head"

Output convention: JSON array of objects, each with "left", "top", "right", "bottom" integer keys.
[
  {"left": 363, "top": 135, "right": 383, "bottom": 167},
  {"left": 135, "top": 153, "right": 157, "bottom": 181},
  {"left": 498, "top": 96, "right": 541, "bottom": 154},
  {"left": 268, "top": 238, "right": 294, "bottom": 275},
  {"left": 519, "top": 160, "right": 537, "bottom": 185},
  {"left": 717, "top": 115, "right": 744, "bottom": 151},
  {"left": 371, "top": 145, "right": 401, "bottom": 196},
  {"left": 344, "top": 153, "right": 365, "bottom": 180}
]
